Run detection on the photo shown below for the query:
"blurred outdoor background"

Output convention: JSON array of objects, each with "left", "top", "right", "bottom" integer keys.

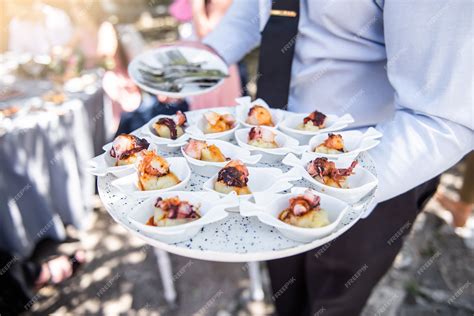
[{"left": 0, "top": 0, "right": 472, "bottom": 315}]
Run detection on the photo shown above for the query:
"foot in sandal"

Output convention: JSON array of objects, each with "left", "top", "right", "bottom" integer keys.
[{"left": 35, "top": 250, "right": 86, "bottom": 288}]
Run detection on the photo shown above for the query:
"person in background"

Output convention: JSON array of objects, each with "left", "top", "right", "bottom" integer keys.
[
  {"left": 8, "top": 0, "right": 73, "bottom": 55},
  {"left": 190, "top": 0, "right": 241, "bottom": 109},
  {"left": 66, "top": 0, "right": 102, "bottom": 69},
  {"left": 437, "top": 152, "right": 474, "bottom": 228},
  {"left": 201, "top": 1, "right": 473, "bottom": 315},
  {"left": 99, "top": 20, "right": 143, "bottom": 133}
]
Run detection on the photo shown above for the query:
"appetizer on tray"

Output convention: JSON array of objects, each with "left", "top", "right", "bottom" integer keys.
[
  {"left": 203, "top": 161, "right": 302, "bottom": 205},
  {"left": 110, "top": 134, "right": 150, "bottom": 166},
  {"left": 307, "top": 157, "right": 357, "bottom": 188},
  {"left": 137, "top": 150, "right": 181, "bottom": 191},
  {"left": 278, "top": 190, "right": 329, "bottom": 228},
  {"left": 146, "top": 196, "right": 201, "bottom": 227},
  {"left": 214, "top": 160, "right": 251, "bottom": 195},
  {"left": 235, "top": 127, "right": 304, "bottom": 163},
  {"left": 203, "top": 111, "right": 236, "bottom": 134},
  {"left": 248, "top": 127, "right": 279, "bottom": 148},
  {"left": 183, "top": 139, "right": 227, "bottom": 162},
  {"left": 239, "top": 187, "right": 350, "bottom": 242},
  {"left": 181, "top": 139, "right": 261, "bottom": 177},
  {"left": 298, "top": 110, "right": 327, "bottom": 131},
  {"left": 152, "top": 110, "right": 187, "bottom": 140},
  {"left": 86, "top": 134, "right": 151, "bottom": 177},
  {"left": 279, "top": 111, "right": 354, "bottom": 144},
  {"left": 186, "top": 110, "right": 239, "bottom": 141},
  {"left": 314, "top": 133, "right": 346, "bottom": 154},
  {"left": 246, "top": 104, "right": 274, "bottom": 127},
  {"left": 235, "top": 96, "right": 283, "bottom": 128},
  {"left": 127, "top": 191, "right": 237, "bottom": 243},
  {"left": 282, "top": 153, "right": 377, "bottom": 204}
]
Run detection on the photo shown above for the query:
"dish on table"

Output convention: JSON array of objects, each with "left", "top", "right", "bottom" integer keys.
[
  {"left": 306, "top": 128, "right": 382, "bottom": 163},
  {"left": 279, "top": 110, "right": 354, "bottom": 144},
  {"left": 144, "top": 111, "right": 190, "bottom": 152},
  {"left": 127, "top": 191, "right": 238, "bottom": 243},
  {"left": 235, "top": 126, "right": 304, "bottom": 163},
  {"left": 112, "top": 150, "right": 190, "bottom": 198},
  {"left": 186, "top": 110, "right": 239, "bottom": 141},
  {"left": 282, "top": 153, "right": 377, "bottom": 204},
  {"left": 234, "top": 96, "right": 284, "bottom": 128},
  {"left": 128, "top": 46, "right": 229, "bottom": 98},
  {"left": 203, "top": 159, "right": 302, "bottom": 204},
  {"left": 181, "top": 139, "right": 262, "bottom": 177},
  {"left": 240, "top": 187, "right": 349, "bottom": 242},
  {"left": 86, "top": 134, "right": 150, "bottom": 177}
]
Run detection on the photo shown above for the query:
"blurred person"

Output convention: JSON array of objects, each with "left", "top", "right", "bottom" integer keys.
[
  {"left": 98, "top": 20, "right": 143, "bottom": 132},
  {"left": 0, "top": 248, "right": 85, "bottom": 315},
  {"left": 190, "top": 0, "right": 241, "bottom": 109},
  {"left": 7, "top": 0, "right": 74, "bottom": 55},
  {"left": 66, "top": 0, "right": 103, "bottom": 69},
  {"left": 437, "top": 152, "right": 474, "bottom": 227},
  {"left": 200, "top": 1, "right": 473, "bottom": 315}
]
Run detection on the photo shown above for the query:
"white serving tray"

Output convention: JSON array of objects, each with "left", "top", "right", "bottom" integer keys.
[{"left": 97, "top": 107, "right": 377, "bottom": 262}]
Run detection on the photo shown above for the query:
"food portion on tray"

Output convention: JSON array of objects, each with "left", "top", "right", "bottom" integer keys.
[
  {"left": 152, "top": 110, "right": 187, "bottom": 140},
  {"left": 214, "top": 160, "right": 251, "bottom": 195},
  {"left": 86, "top": 133, "right": 151, "bottom": 177},
  {"left": 278, "top": 189, "right": 329, "bottom": 228},
  {"left": 110, "top": 134, "right": 150, "bottom": 166},
  {"left": 137, "top": 150, "right": 182, "bottom": 191},
  {"left": 146, "top": 196, "right": 201, "bottom": 227}
]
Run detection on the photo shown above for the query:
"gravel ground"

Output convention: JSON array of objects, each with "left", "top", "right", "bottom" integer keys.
[{"left": 26, "top": 164, "right": 473, "bottom": 316}]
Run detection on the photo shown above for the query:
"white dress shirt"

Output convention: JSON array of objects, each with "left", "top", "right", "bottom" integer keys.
[{"left": 203, "top": 0, "right": 473, "bottom": 214}]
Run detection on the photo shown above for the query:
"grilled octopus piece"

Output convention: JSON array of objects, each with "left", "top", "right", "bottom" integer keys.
[
  {"left": 154, "top": 197, "right": 200, "bottom": 219},
  {"left": 307, "top": 157, "right": 357, "bottom": 186},
  {"left": 110, "top": 134, "right": 149, "bottom": 160},
  {"left": 248, "top": 126, "right": 276, "bottom": 142},
  {"left": 321, "top": 133, "right": 344, "bottom": 151},
  {"left": 155, "top": 111, "right": 187, "bottom": 140},
  {"left": 217, "top": 160, "right": 249, "bottom": 188},
  {"left": 183, "top": 139, "right": 207, "bottom": 159},
  {"left": 138, "top": 151, "right": 170, "bottom": 176},
  {"left": 174, "top": 110, "right": 187, "bottom": 126},
  {"left": 247, "top": 105, "right": 273, "bottom": 126},
  {"left": 303, "top": 110, "right": 327, "bottom": 127},
  {"left": 288, "top": 190, "right": 321, "bottom": 216}
]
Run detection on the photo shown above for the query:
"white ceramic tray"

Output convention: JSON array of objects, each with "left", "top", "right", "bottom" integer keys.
[{"left": 97, "top": 109, "right": 377, "bottom": 262}]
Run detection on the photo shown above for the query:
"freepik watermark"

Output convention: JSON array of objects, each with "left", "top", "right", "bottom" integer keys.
[
  {"left": 193, "top": 289, "right": 224, "bottom": 316},
  {"left": 345, "top": 264, "right": 368, "bottom": 288},
  {"left": 272, "top": 277, "right": 296, "bottom": 301},
  {"left": 387, "top": 221, "right": 412, "bottom": 245},
  {"left": 416, "top": 251, "right": 441, "bottom": 276}
]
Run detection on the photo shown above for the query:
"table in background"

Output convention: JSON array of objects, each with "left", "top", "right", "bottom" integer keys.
[{"left": 0, "top": 72, "right": 113, "bottom": 258}]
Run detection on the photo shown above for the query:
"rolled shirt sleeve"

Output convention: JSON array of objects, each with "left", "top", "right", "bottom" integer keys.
[
  {"left": 202, "top": 0, "right": 263, "bottom": 65},
  {"left": 368, "top": 0, "right": 473, "bottom": 206}
]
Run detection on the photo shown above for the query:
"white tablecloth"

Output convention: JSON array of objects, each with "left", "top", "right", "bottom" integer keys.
[{"left": 0, "top": 76, "right": 110, "bottom": 258}]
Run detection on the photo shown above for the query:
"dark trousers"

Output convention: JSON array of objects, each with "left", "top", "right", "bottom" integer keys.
[
  {"left": 0, "top": 250, "right": 41, "bottom": 315},
  {"left": 267, "top": 177, "right": 440, "bottom": 316}
]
